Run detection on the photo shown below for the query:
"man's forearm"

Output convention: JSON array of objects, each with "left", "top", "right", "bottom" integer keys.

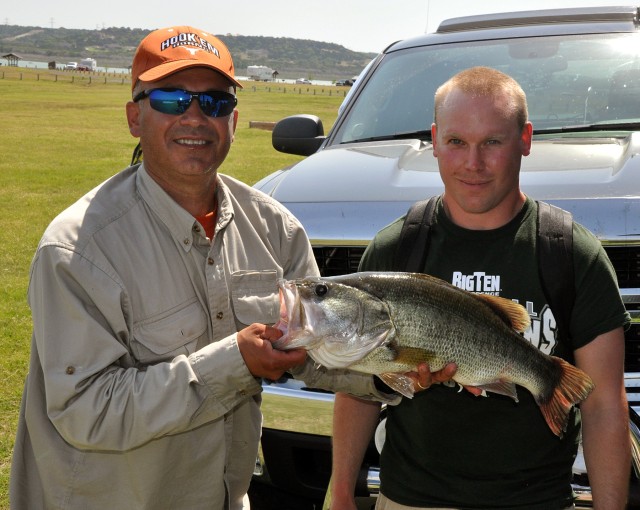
[
  {"left": 330, "top": 393, "right": 382, "bottom": 504},
  {"left": 582, "top": 402, "right": 630, "bottom": 509}
]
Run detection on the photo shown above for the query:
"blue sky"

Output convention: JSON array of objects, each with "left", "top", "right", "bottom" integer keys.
[{"left": 3, "top": 0, "right": 633, "bottom": 53}]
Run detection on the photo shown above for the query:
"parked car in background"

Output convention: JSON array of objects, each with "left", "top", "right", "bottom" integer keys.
[
  {"left": 295, "top": 78, "right": 312, "bottom": 85},
  {"left": 335, "top": 78, "right": 355, "bottom": 86},
  {"left": 64, "top": 62, "right": 77, "bottom": 70},
  {"left": 252, "top": 6, "right": 640, "bottom": 509},
  {"left": 77, "top": 57, "right": 97, "bottom": 71}
]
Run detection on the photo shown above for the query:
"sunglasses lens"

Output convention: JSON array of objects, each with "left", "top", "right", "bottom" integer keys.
[
  {"left": 146, "top": 89, "right": 236, "bottom": 118},
  {"left": 199, "top": 92, "right": 237, "bottom": 117},
  {"left": 148, "top": 89, "right": 192, "bottom": 115}
]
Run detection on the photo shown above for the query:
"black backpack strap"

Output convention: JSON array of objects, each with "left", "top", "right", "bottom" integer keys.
[
  {"left": 395, "top": 198, "right": 575, "bottom": 341},
  {"left": 395, "top": 196, "right": 439, "bottom": 272},
  {"left": 536, "top": 201, "right": 575, "bottom": 342}
]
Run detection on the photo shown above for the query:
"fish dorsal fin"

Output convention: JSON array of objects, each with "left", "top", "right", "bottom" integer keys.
[{"left": 473, "top": 294, "right": 531, "bottom": 333}]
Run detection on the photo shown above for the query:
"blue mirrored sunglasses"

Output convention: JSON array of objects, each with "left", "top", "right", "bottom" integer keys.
[{"left": 133, "top": 88, "right": 237, "bottom": 118}]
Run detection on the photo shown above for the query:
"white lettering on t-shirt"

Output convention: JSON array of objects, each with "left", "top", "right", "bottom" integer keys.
[
  {"left": 451, "top": 274, "right": 558, "bottom": 354},
  {"left": 451, "top": 271, "right": 501, "bottom": 295}
]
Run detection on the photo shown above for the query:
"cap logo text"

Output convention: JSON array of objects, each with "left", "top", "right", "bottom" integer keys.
[{"left": 160, "top": 33, "right": 221, "bottom": 58}]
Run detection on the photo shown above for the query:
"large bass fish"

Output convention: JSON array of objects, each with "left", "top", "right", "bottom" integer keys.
[{"left": 274, "top": 271, "right": 594, "bottom": 437}]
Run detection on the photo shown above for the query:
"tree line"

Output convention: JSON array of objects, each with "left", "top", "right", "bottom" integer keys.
[{"left": 0, "top": 25, "right": 375, "bottom": 80}]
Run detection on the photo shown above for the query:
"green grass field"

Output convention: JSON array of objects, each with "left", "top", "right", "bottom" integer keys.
[{"left": 0, "top": 69, "right": 345, "bottom": 508}]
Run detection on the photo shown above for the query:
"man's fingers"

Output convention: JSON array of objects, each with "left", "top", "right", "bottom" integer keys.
[
  {"left": 430, "top": 362, "right": 458, "bottom": 382},
  {"left": 410, "top": 362, "right": 485, "bottom": 396},
  {"left": 464, "top": 385, "right": 486, "bottom": 397},
  {"left": 413, "top": 362, "right": 458, "bottom": 392},
  {"left": 272, "top": 347, "right": 307, "bottom": 365},
  {"left": 260, "top": 325, "right": 284, "bottom": 342}
]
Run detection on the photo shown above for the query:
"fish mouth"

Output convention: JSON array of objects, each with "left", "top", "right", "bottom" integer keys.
[
  {"left": 273, "top": 279, "right": 318, "bottom": 350},
  {"left": 273, "top": 280, "right": 295, "bottom": 339}
]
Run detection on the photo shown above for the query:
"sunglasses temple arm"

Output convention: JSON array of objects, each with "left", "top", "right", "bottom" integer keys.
[{"left": 130, "top": 143, "right": 143, "bottom": 166}]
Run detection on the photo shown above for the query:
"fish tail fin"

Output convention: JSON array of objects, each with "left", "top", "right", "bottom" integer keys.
[{"left": 537, "top": 357, "right": 595, "bottom": 437}]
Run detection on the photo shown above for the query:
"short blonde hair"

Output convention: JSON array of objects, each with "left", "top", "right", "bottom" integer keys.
[{"left": 434, "top": 67, "right": 528, "bottom": 130}]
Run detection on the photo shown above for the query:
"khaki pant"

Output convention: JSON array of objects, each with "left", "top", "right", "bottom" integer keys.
[
  {"left": 375, "top": 493, "right": 575, "bottom": 510},
  {"left": 375, "top": 494, "right": 456, "bottom": 510}
]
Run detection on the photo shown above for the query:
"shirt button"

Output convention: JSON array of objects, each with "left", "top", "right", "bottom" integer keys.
[
  {"left": 66, "top": 366, "right": 75, "bottom": 375},
  {"left": 216, "top": 312, "right": 224, "bottom": 320},
  {"left": 193, "top": 225, "right": 201, "bottom": 232},
  {"left": 207, "top": 257, "right": 214, "bottom": 265},
  {"left": 183, "top": 238, "right": 191, "bottom": 246}
]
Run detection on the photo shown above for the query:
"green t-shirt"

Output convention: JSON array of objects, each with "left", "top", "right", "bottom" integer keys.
[{"left": 360, "top": 196, "right": 629, "bottom": 509}]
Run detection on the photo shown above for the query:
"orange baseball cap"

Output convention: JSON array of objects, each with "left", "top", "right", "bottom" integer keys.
[{"left": 131, "top": 26, "right": 242, "bottom": 90}]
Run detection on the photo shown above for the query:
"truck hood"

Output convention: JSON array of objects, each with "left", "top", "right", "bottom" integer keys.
[{"left": 255, "top": 135, "right": 640, "bottom": 242}]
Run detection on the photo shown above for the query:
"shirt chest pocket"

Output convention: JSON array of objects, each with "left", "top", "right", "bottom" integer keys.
[
  {"left": 231, "top": 270, "right": 279, "bottom": 327},
  {"left": 131, "top": 299, "right": 208, "bottom": 364}
]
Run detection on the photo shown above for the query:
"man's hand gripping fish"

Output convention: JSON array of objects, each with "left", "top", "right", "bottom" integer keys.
[{"left": 274, "top": 271, "right": 594, "bottom": 437}]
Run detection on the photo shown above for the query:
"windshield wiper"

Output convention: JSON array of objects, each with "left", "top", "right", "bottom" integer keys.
[
  {"left": 345, "top": 129, "right": 432, "bottom": 144},
  {"left": 534, "top": 121, "right": 640, "bottom": 135}
]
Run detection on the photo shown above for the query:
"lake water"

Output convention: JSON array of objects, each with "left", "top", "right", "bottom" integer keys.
[
  {"left": 8, "top": 60, "right": 336, "bottom": 85},
  {"left": 8, "top": 59, "right": 130, "bottom": 74}
]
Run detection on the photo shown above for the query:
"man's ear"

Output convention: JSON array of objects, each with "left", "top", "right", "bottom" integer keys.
[
  {"left": 520, "top": 121, "right": 533, "bottom": 157},
  {"left": 126, "top": 101, "right": 142, "bottom": 138},
  {"left": 230, "top": 109, "right": 239, "bottom": 142},
  {"left": 431, "top": 123, "right": 438, "bottom": 157}
]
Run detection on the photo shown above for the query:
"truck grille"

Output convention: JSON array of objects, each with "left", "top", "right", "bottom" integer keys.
[
  {"left": 605, "top": 246, "right": 640, "bottom": 288},
  {"left": 604, "top": 246, "right": 640, "bottom": 374},
  {"left": 313, "top": 246, "right": 366, "bottom": 276},
  {"left": 312, "top": 245, "right": 640, "bottom": 375},
  {"left": 313, "top": 246, "right": 640, "bottom": 284}
]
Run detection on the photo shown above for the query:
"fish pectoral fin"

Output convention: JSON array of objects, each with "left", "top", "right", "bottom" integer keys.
[
  {"left": 377, "top": 373, "right": 416, "bottom": 399},
  {"left": 472, "top": 380, "right": 519, "bottom": 402}
]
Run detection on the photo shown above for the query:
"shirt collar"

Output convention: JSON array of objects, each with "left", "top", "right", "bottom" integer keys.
[{"left": 136, "top": 164, "right": 227, "bottom": 252}]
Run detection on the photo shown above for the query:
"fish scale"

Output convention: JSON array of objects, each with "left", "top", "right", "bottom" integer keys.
[
  {"left": 355, "top": 273, "right": 565, "bottom": 400},
  {"left": 274, "top": 271, "right": 594, "bottom": 437}
]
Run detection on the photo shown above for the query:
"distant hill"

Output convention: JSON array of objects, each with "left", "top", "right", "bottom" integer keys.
[{"left": 0, "top": 25, "right": 376, "bottom": 80}]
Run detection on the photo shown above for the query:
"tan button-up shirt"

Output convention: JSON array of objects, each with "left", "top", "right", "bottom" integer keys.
[{"left": 10, "top": 164, "right": 319, "bottom": 509}]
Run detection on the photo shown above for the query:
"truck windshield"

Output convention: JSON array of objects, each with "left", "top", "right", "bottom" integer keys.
[{"left": 334, "top": 33, "right": 640, "bottom": 144}]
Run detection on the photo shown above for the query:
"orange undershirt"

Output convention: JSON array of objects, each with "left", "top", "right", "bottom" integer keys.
[{"left": 195, "top": 209, "right": 217, "bottom": 240}]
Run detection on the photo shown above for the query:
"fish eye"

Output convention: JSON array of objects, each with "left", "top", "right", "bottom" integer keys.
[{"left": 314, "top": 283, "right": 328, "bottom": 297}]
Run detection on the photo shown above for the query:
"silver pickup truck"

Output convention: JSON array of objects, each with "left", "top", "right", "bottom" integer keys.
[{"left": 251, "top": 6, "right": 640, "bottom": 509}]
